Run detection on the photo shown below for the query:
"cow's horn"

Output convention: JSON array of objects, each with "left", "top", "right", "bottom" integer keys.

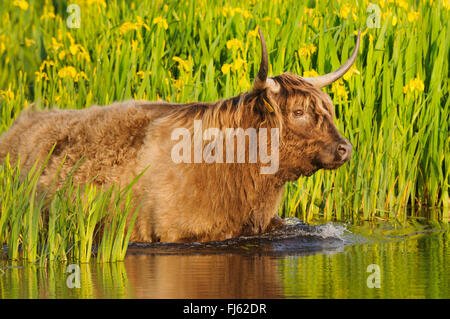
[
  {"left": 302, "top": 30, "right": 361, "bottom": 88},
  {"left": 253, "top": 28, "right": 279, "bottom": 92}
]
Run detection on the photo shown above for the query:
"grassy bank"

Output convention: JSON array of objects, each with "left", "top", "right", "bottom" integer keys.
[{"left": 0, "top": 0, "right": 449, "bottom": 261}]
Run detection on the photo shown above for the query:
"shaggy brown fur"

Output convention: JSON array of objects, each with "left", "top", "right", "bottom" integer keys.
[{"left": 0, "top": 74, "right": 351, "bottom": 243}]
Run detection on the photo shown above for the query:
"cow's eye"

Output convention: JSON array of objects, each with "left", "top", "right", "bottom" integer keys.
[{"left": 293, "top": 110, "right": 304, "bottom": 117}]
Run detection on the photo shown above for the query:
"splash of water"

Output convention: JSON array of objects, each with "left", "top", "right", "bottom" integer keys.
[{"left": 266, "top": 217, "right": 351, "bottom": 242}]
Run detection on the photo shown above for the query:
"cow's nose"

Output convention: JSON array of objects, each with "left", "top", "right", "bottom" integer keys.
[{"left": 337, "top": 142, "right": 352, "bottom": 162}]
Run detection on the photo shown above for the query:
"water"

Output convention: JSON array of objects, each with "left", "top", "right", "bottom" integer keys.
[{"left": 1, "top": 218, "right": 449, "bottom": 298}]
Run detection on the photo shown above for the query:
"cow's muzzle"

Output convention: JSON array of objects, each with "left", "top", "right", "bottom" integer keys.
[{"left": 336, "top": 141, "right": 352, "bottom": 162}]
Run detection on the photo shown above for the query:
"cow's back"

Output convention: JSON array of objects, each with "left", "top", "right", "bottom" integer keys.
[{"left": 0, "top": 100, "right": 169, "bottom": 190}]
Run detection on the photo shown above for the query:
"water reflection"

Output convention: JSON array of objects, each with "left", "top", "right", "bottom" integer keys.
[
  {"left": 125, "top": 254, "right": 283, "bottom": 298},
  {"left": 279, "top": 230, "right": 450, "bottom": 298},
  {"left": 1, "top": 221, "right": 449, "bottom": 299}
]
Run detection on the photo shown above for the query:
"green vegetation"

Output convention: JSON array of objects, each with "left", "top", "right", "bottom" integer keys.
[
  {"left": 0, "top": 0, "right": 448, "bottom": 263},
  {"left": 0, "top": 154, "right": 142, "bottom": 263}
]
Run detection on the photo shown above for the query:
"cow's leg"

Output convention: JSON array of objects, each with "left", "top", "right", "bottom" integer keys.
[{"left": 265, "top": 214, "right": 286, "bottom": 232}]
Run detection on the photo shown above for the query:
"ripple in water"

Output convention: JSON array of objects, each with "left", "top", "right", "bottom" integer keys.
[{"left": 128, "top": 218, "right": 354, "bottom": 256}]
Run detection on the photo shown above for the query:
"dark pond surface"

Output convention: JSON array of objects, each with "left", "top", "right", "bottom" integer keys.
[{"left": 1, "top": 218, "right": 449, "bottom": 298}]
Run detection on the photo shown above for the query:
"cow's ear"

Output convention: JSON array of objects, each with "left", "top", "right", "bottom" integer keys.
[
  {"left": 263, "top": 97, "right": 275, "bottom": 113},
  {"left": 254, "top": 91, "right": 279, "bottom": 115}
]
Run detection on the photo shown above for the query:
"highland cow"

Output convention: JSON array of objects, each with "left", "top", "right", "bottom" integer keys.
[{"left": 0, "top": 29, "right": 360, "bottom": 243}]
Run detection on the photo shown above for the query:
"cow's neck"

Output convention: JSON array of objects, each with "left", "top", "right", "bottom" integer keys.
[{"left": 215, "top": 163, "right": 285, "bottom": 234}]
